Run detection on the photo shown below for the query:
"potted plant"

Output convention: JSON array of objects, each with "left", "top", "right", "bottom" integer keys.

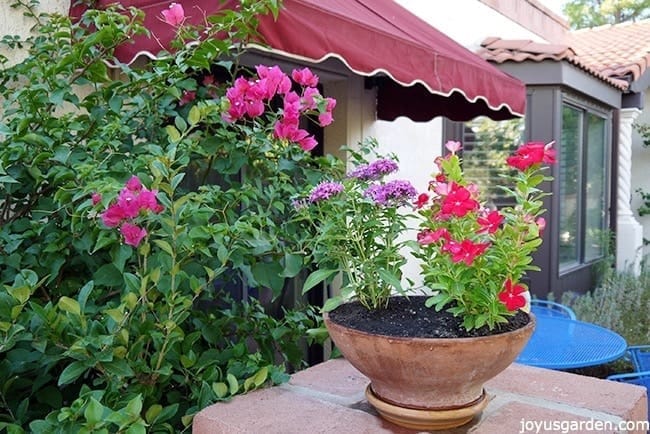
[{"left": 297, "top": 139, "right": 556, "bottom": 430}]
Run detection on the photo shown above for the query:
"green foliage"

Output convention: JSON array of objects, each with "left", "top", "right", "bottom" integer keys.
[
  {"left": 414, "top": 142, "right": 554, "bottom": 331},
  {"left": 0, "top": 1, "right": 328, "bottom": 431},
  {"left": 295, "top": 139, "right": 415, "bottom": 311},
  {"left": 563, "top": 0, "right": 650, "bottom": 29},
  {"left": 561, "top": 260, "right": 650, "bottom": 346}
]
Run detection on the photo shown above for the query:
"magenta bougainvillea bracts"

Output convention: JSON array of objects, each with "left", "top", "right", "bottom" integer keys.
[
  {"left": 223, "top": 65, "right": 336, "bottom": 152},
  {"left": 98, "top": 176, "right": 163, "bottom": 247}
]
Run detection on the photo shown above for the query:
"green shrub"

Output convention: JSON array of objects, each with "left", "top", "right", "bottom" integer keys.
[
  {"left": 0, "top": 1, "right": 331, "bottom": 431},
  {"left": 561, "top": 261, "right": 650, "bottom": 346}
]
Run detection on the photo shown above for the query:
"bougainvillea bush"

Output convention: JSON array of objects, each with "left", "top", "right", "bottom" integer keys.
[
  {"left": 0, "top": 1, "right": 334, "bottom": 431},
  {"left": 414, "top": 140, "right": 556, "bottom": 331}
]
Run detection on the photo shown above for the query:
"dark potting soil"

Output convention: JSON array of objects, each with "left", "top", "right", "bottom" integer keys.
[{"left": 328, "top": 296, "right": 530, "bottom": 338}]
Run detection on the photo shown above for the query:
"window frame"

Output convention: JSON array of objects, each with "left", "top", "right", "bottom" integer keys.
[{"left": 558, "top": 94, "right": 612, "bottom": 274}]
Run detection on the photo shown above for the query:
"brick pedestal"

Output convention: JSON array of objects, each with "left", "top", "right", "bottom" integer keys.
[{"left": 193, "top": 359, "right": 648, "bottom": 433}]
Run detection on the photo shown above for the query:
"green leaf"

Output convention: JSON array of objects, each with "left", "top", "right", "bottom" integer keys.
[
  {"left": 102, "top": 359, "right": 135, "bottom": 378},
  {"left": 226, "top": 373, "right": 239, "bottom": 395},
  {"left": 212, "top": 382, "right": 228, "bottom": 398},
  {"left": 322, "top": 296, "right": 344, "bottom": 312},
  {"left": 377, "top": 268, "right": 403, "bottom": 293},
  {"left": 77, "top": 281, "right": 93, "bottom": 314},
  {"left": 153, "top": 239, "right": 174, "bottom": 256},
  {"left": 145, "top": 404, "right": 162, "bottom": 424},
  {"left": 171, "top": 173, "right": 185, "bottom": 191},
  {"left": 58, "top": 296, "right": 81, "bottom": 316},
  {"left": 174, "top": 116, "right": 187, "bottom": 133},
  {"left": 8, "top": 286, "right": 30, "bottom": 304},
  {"left": 165, "top": 125, "right": 181, "bottom": 143},
  {"left": 188, "top": 105, "right": 201, "bottom": 125},
  {"left": 251, "top": 366, "right": 268, "bottom": 387},
  {"left": 58, "top": 361, "right": 87, "bottom": 386},
  {"left": 302, "top": 269, "right": 338, "bottom": 294},
  {"left": 281, "top": 253, "right": 303, "bottom": 278},
  {"left": 84, "top": 397, "right": 105, "bottom": 426},
  {"left": 125, "top": 394, "right": 143, "bottom": 417},
  {"left": 125, "top": 421, "right": 146, "bottom": 434},
  {"left": 123, "top": 273, "right": 140, "bottom": 293}
]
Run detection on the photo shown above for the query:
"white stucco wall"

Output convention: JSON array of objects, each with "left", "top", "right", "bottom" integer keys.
[
  {"left": 1, "top": 0, "right": 70, "bottom": 65},
  {"left": 630, "top": 91, "right": 650, "bottom": 257},
  {"left": 396, "top": 0, "right": 548, "bottom": 49}
]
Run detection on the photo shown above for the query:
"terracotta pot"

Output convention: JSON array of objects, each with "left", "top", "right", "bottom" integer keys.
[{"left": 323, "top": 310, "right": 535, "bottom": 430}]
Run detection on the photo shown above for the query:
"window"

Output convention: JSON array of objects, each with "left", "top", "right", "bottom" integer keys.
[
  {"left": 458, "top": 117, "right": 525, "bottom": 207},
  {"left": 559, "top": 102, "right": 609, "bottom": 271}
]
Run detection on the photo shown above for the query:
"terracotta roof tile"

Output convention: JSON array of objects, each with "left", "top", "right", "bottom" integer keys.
[
  {"left": 568, "top": 19, "right": 650, "bottom": 82},
  {"left": 479, "top": 37, "right": 629, "bottom": 90}
]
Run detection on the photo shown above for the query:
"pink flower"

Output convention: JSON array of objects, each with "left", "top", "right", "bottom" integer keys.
[
  {"left": 137, "top": 189, "right": 164, "bottom": 213},
  {"left": 431, "top": 181, "right": 451, "bottom": 196},
  {"left": 91, "top": 193, "right": 102, "bottom": 205},
  {"left": 318, "top": 97, "right": 336, "bottom": 126},
  {"left": 120, "top": 223, "right": 147, "bottom": 247},
  {"left": 301, "top": 87, "right": 320, "bottom": 110},
  {"left": 161, "top": 3, "right": 185, "bottom": 26},
  {"left": 291, "top": 67, "right": 319, "bottom": 87},
  {"left": 117, "top": 189, "right": 141, "bottom": 218},
  {"left": 477, "top": 210, "right": 504, "bottom": 234},
  {"left": 125, "top": 176, "right": 143, "bottom": 192},
  {"left": 440, "top": 184, "right": 479, "bottom": 218},
  {"left": 101, "top": 204, "right": 126, "bottom": 227},
  {"left": 298, "top": 135, "right": 318, "bottom": 151},
  {"left": 417, "top": 228, "right": 449, "bottom": 245},
  {"left": 498, "top": 279, "right": 528, "bottom": 311},
  {"left": 256, "top": 65, "right": 291, "bottom": 97},
  {"left": 445, "top": 140, "right": 462, "bottom": 154},
  {"left": 318, "top": 111, "right": 333, "bottom": 127},
  {"left": 536, "top": 217, "right": 546, "bottom": 236}
]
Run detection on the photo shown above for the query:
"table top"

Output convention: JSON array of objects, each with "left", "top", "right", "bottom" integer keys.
[{"left": 516, "top": 315, "right": 628, "bottom": 370}]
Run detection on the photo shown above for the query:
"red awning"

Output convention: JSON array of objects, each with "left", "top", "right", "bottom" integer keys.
[{"left": 71, "top": 0, "right": 526, "bottom": 121}]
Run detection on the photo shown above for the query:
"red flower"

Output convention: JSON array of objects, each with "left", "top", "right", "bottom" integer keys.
[
  {"left": 440, "top": 184, "right": 479, "bottom": 217},
  {"left": 443, "top": 239, "right": 489, "bottom": 266},
  {"left": 414, "top": 193, "right": 429, "bottom": 209},
  {"left": 179, "top": 90, "right": 196, "bottom": 107},
  {"left": 477, "top": 210, "right": 504, "bottom": 234},
  {"left": 506, "top": 142, "right": 556, "bottom": 171},
  {"left": 498, "top": 279, "right": 528, "bottom": 311},
  {"left": 417, "top": 228, "right": 449, "bottom": 245}
]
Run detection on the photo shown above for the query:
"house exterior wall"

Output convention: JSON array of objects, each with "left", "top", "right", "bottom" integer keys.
[
  {"left": 1, "top": 0, "right": 70, "bottom": 65},
  {"left": 396, "top": 0, "right": 567, "bottom": 49},
  {"left": 630, "top": 90, "right": 650, "bottom": 256}
]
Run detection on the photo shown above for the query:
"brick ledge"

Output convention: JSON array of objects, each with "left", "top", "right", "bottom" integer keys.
[{"left": 193, "top": 359, "right": 647, "bottom": 433}]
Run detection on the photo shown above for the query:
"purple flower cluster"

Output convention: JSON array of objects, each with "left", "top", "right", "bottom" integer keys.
[
  {"left": 364, "top": 180, "right": 417, "bottom": 206},
  {"left": 309, "top": 181, "right": 344, "bottom": 203},
  {"left": 348, "top": 158, "right": 398, "bottom": 181}
]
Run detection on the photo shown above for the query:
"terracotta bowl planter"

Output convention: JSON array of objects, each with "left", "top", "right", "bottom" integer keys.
[{"left": 324, "top": 310, "right": 535, "bottom": 430}]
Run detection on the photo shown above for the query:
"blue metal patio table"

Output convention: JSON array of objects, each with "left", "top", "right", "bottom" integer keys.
[{"left": 516, "top": 315, "right": 628, "bottom": 370}]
